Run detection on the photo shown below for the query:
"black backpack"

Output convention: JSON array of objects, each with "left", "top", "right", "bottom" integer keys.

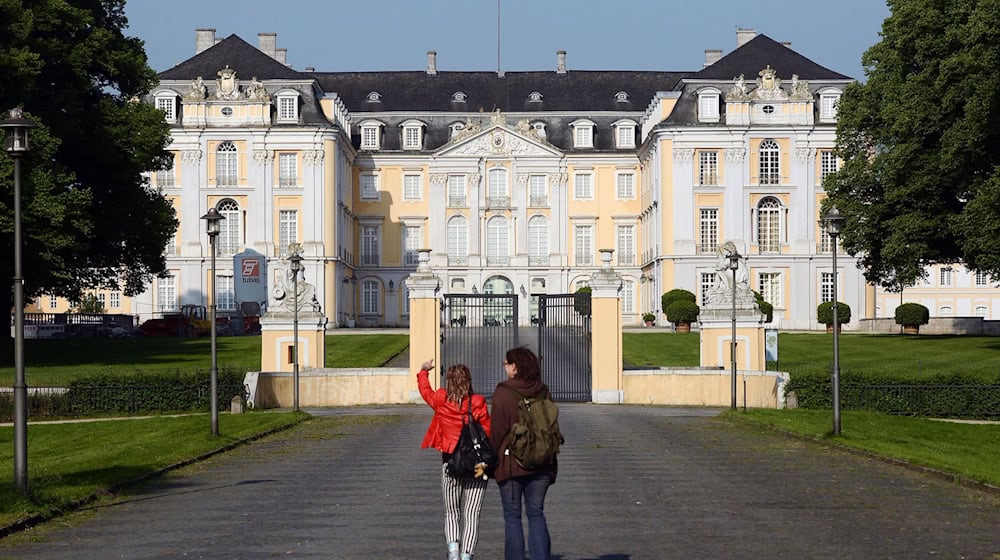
[{"left": 446, "top": 395, "right": 499, "bottom": 479}]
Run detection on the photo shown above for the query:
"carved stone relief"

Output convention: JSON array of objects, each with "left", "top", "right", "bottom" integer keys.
[{"left": 182, "top": 150, "right": 203, "bottom": 165}]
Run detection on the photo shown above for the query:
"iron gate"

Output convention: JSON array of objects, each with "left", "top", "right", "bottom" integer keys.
[
  {"left": 536, "top": 293, "right": 592, "bottom": 402},
  {"left": 440, "top": 294, "right": 518, "bottom": 397}
]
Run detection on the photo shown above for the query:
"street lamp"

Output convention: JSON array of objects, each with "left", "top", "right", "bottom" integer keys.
[
  {"left": 2, "top": 107, "right": 36, "bottom": 496},
  {"left": 726, "top": 248, "right": 742, "bottom": 411},
  {"left": 288, "top": 250, "right": 304, "bottom": 412},
  {"left": 822, "top": 205, "right": 846, "bottom": 435},
  {"left": 201, "top": 207, "right": 224, "bottom": 436}
]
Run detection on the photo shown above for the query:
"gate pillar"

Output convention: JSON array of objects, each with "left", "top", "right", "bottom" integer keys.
[
  {"left": 590, "top": 249, "right": 623, "bottom": 404},
  {"left": 405, "top": 249, "right": 442, "bottom": 394}
]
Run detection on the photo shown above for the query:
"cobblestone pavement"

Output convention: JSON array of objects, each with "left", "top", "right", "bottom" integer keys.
[{"left": 1, "top": 404, "right": 998, "bottom": 559}]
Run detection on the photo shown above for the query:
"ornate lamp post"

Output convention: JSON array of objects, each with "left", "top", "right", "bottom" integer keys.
[
  {"left": 289, "top": 250, "right": 303, "bottom": 412},
  {"left": 201, "top": 207, "right": 224, "bottom": 436},
  {"left": 726, "top": 248, "right": 742, "bottom": 411},
  {"left": 2, "top": 108, "right": 36, "bottom": 495},
  {"left": 822, "top": 205, "right": 845, "bottom": 435}
]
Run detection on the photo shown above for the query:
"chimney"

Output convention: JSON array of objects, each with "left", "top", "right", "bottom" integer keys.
[
  {"left": 195, "top": 28, "right": 216, "bottom": 54},
  {"left": 258, "top": 32, "right": 277, "bottom": 58},
  {"left": 736, "top": 28, "right": 757, "bottom": 48},
  {"left": 305, "top": 67, "right": 315, "bottom": 73},
  {"left": 426, "top": 51, "right": 438, "bottom": 75},
  {"left": 781, "top": 41, "right": 792, "bottom": 49},
  {"left": 556, "top": 50, "right": 567, "bottom": 74},
  {"left": 275, "top": 48, "right": 287, "bottom": 65},
  {"left": 704, "top": 49, "right": 723, "bottom": 67}
]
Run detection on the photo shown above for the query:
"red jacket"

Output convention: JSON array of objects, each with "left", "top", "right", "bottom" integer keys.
[{"left": 418, "top": 369, "right": 491, "bottom": 453}]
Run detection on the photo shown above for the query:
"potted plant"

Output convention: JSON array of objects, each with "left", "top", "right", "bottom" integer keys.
[
  {"left": 642, "top": 312, "right": 656, "bottom": 327},
  {"left": 817, "top": 301, "right": 851, "bottom": 333},
  {"left": 665, "top": 300, "right": 699, "bottom": 333},
  {"left": 661, "top": 289, "right": 696, "bottom": 313},
  {"left": 895, "top": 302, "right": 929, "bottom": 334}
]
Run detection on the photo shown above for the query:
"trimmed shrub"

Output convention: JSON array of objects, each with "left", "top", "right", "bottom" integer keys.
[
  {"left": 665, "top": 300, "right": 700, "bottom": 324},
  {"left": 817, "top": 301, "right": 851, "bottom": 325},
  {"left": 642, "top": 312, "right": 656, "bottom": 323},
  {"left": 895, "top": 302, "right": 930, "bottom": 327},
  {"left": 64, "top": 368, "right": 249, "bottom": 415},
  {"left": 753, "top": 290, "right": 774, "bottom": 323},
  {"left": 574, "top": 286, "right": 592, "bottom": 317},
  {"left": 661, "top": 289, "right": 696, "bottom": 315}
]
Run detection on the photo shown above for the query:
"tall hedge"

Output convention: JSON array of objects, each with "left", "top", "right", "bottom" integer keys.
[{"left": 64, "top": 368, "right": 249, "bottom": 415}]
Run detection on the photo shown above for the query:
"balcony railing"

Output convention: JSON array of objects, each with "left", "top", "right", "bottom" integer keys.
[
  {"left": 696, "top": 243, "right": 718, "bottom": 255},
  {"left": 448, "top": 196, "right": 467, "bottom": 208},
  {"left": 405, "top": 252, "right": 420, "bottom": 266},
  {"left": 448, "top": 255, "right": 469, "bottom": 266},
  {"left": 278, "top": 176, "right": 298, "bottom": 187},
  {"left": 487, "top": 196, "right": 510, "bottom": 209},
  {"left": 361, "top": 254, "right": 380, "bottom": 266},
  {"left": 528, "top": 256, "right": 547, "bottom": 267},
  {"left": 216, "top": 174, "right": 238, "bottom": 187},
  {"left": 617, "top": 253, "right": 635, "bottom": 266},
  {"left": 486, "top": 256, "right": 510, "bottom": 266},
  {"left": 576, "top": 254, "right": 593, "bottom": 266},
  {"left": 529, "top": 195, "right": 548, "bottom": 207},
  {"left": 756, "top": 243, "right": 781, "bottom": 255},
  {"left": 698, "top": 174, "right": 719, "bottom": 186}
]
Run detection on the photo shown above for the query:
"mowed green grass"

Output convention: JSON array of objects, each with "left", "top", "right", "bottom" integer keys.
[
  {"left": 0, "top": 411, "right": 307, "bottom": 527},
  {"left": 0, "top": 334, "right": 409, "bottom": 386}
]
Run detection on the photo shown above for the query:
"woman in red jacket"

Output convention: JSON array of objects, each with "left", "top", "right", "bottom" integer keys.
[{"left": 418, "top": 358, "right": 492, "bottom": 560}]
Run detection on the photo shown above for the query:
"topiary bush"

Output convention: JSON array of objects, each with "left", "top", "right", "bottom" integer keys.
[
  {"left": 64, "top": 368, "right": 249, "bottom": 415},
  {"left": 817, "top": 301, "right": 851, "bottom": 325},
  {"left": 661, "top": 289, "right": 696, "bottom": 315},
  {"left": 895, "top": 302, "right": 930, "bottom": 327},
  {"left": 574, "top": 286, "right": 592, "bottom": 317},
  {"left": 665, "top": 300, "right": 700, "bottom": 324},
  {"left": 753, "top": 290, "right": 774, "bottom": 323}
]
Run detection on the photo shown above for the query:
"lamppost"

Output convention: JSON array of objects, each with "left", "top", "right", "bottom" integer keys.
[
  {"left": 727, "top": 248, "right": 742, "bottom": 411},
  {"left": 2, "top": 108, "right": 36, "bottom": 496},
  {"left": 201, "top": 207, "right": 224, "bottom": 436},
  {"left": 289, "top": 250, "right": 303, "bottom": 412},
  {"left": 822, "top": 205, "right": 845, "bottom": 435}
]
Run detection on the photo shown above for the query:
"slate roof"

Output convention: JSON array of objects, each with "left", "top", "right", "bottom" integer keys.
[
  {"left": 158, "top": 34, "right": 307, "bottom": 81},
  {"left": 695, "top": 34, "right": 850, "bottom": 81}
]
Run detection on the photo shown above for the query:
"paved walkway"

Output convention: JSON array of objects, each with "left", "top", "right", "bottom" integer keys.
[{"left": 1, "top": 405, "right": 998, "bottom": 559}]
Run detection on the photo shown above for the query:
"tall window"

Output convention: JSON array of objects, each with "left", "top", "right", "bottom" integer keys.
[
  {"left": 820, "top": 272, "right": 835, "bottom": 303},
  {"left": 939, "top": 267, "right": 953, "bottom": 287},
  {"left": 700, "top": 272, "right": 715, "bottom": 306},
  {"left": 448, "top": 175, "right": 466, "bottom": 207},
  {"left": 622, "top": 279, "right": 635, "bottom": 314},
  {"left": 157, "top": 274, "right": 177, "bottom": 312},
  {"left": 403, "top": 226, "right": 422, "bottom": 265},
  {"left": 278, "top": 210, "right": 297, "bottom": 256},
  {"left": 156, "top": 156, "right": 175, "bottom": 187},
  {"left": 939, "top": 306, "right": 953, "bottom": 317},
  {"left": 976, "top": 305, "right": 988, "bottom": 317},
  {"left": 217, "top": 200, "right": 241, "bottom": 256},
  {"left": 820, "top": 151, "right": 839, "bottom": 182},
  {"left": 216, "top": 141, "right": 238, "bottom": 186},
  {"left": 216, "top": 275, "right": 235, "bottom": 310},
  {"left": 758, "top": 272, "right": 782, "bottom": 307},
  {"left": 575, "top": 225, "right": 593, "bottom": 266},
  {"left": 403, "top": 174, "right": 422, "bottom": 201},
  {"left": 758, "top": 139, "right": 780, "bottom": 185},
  {"left": 360, "top": 173, "right": 379, "bottom": 200},
  {"left": 617, "top": 173, "right": 635, "bottom": 199},
  {"left": 757, "top": 197, "right": 781, "bottom": 253},
  {"left": 49, "top": 295, "right": 58, "bottom": 309},
  {"left": 574, "top": 173, "right": 593, "bottom": 199},
  {"left": 488, "top": 168, "right": 508, "bottom": 206},
  {"left": 362, "top": 280, "right": 379, "bottom": 314},
  {"left": 529, "top": 175, "right": 547, "bottom": 206},
  {"left": 617, "top": 225, "right": 635, "bottom": 265},
  {"left": 97, "top": 293, "right": 106, "bottom": 308},
  {"left": 361, "top": 226, "right": 379, "bottom": 266},
  {"left": 699, "top": 151, "right": 719, "bottom": 186},
  {"left": 975, "top": 270, "right": 990, "bottom": 287},
  {"left": 110, "top": 292, "right": 120, "bottom": 309},
  {"left": 486, "top": 216, "right": 510, "bottom": 265},
  {"left": 447, "top": 216, "right": 469, "bottom": 265},
  {"left": 278, "top": 153, "right": 297, "bottom": 187},
  {"left": 699, "top": 209, "right": 718, "bottom": 254},
  {"left": 819, "top": 221, "right": 833, "bottom": 253},
  {"left": 528, "top": 216, "right": 549, "bottom": 266}
]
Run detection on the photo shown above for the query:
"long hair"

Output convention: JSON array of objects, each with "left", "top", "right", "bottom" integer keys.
[
  {"left": 445, "top": 363, "right": 472, "bottom": 405},
  {"left": 505, "top": 346, "right": 541, "bottom": 383}
]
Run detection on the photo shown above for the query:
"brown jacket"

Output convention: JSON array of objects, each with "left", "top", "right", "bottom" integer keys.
[{"left": 488, "top": 378, "right": 558, "bottom": 484}]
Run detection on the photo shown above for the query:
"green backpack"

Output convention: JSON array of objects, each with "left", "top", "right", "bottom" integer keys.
[{"left": 501, "top": 385, "right": 564, "bottom": 469}]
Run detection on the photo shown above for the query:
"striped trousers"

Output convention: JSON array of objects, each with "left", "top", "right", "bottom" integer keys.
[{"left": 441, "top": 462, "right": 488, "bottom": 555}]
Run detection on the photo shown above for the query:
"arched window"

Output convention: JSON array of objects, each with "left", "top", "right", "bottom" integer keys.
[
  {"left": 975, "top": 305, "right": 988, "bottom": 317},
  {"left": 216, "top": 141, "right": 238, "bottom": 186},
  {"left": 528, "top": 216, "right": 549, "bottom": 266},
  {"left": 447, "top": 216, "right": 469, "bottom": 266},
  {"left": 486, "top": 216, "right": 510, "bottom": 266},
  {"left": 757, "top": 197, "right": 781, "bottom": 253},
  {"left": 939, "top": 305, "right": 953, "bottom": 317},
  {"left": 758, "top": 139, "right": 780, "bottom": 185},
  {"left": 216, "top": 199, "right": 241, "bottom": 256}
]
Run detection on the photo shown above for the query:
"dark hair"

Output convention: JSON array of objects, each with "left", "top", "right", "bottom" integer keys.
[
  {"left": 505, "top": 346, "right": 541, "bottom": 383},
  {"left": 445, "top": 363, "right": 472, "bottom": 404}
]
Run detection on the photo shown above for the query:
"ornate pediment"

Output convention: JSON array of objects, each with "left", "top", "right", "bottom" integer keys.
[{"left": 436, "top": 118, "right": 562, "bottom": 158}]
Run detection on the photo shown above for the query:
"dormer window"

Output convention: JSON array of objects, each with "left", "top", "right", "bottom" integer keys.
[
  {"left": 359, "top": 120, "right": 384, "bottom": 150},
  {"left": 613, "top": 120, "right": 637, "bottom": 148},
  {"left": 614, "top": 91, "right": 630, "bottom": 103},
  {"left": 400, "top": 120, "right": 425, "bottom": 150},
  {"left": 276, "top": 90, "right": 299, "bottom": 122},
  {"left": 698, "top": 88, "right": 721, "bottom": 123},
  {"left": 527, "top": 91, "right": 544, "bottom": 103},
  {"left": 570, "top": 119, "right": 595, "bottom": 148},
  {"left": 366, "top": 91, "right": 382, "bottom": 103},
  {"left": 818, "top": 88, "right": 842, "bottom": 121},
  {"left": 155, "top": 93, "right": 177, "bottom": 124},
  {"left": 452, "top": 91, "right": 467, "bottom": 102}
]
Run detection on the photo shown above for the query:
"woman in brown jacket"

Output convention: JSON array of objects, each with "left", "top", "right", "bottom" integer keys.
[{"left": 489, "top": 346, "right": 556, "bottom": 560}]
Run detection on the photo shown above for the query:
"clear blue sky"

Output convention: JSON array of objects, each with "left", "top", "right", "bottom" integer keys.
[{"left": 125, "top": 0, "right": 889, "bottom": 80}]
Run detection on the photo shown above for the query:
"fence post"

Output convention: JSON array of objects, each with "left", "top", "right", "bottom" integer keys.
[
  {"left": 590, "top": 249, "right": 623, "bottom": 403},
  {"left": 405, "top": 249, "right": 442, "bottom": 394}
]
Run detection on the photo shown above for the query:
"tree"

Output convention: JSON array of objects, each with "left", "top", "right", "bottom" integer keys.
[
  {"left": 826, "top": 0, "right": 1000, "bottom": 288},
  {"left": 0, "top": 0, "right": 176, "bottom": 314},
  {"left": 71, "top": 294, "right": 105, "bottom": 314}
]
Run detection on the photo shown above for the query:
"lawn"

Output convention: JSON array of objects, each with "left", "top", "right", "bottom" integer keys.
[{"left": 0, "top": 334, "right": 409, "bottom": 386}]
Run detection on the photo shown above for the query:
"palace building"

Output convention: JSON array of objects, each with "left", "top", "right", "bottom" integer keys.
[{"left": 37, "top": 27, "right": 990, "bottom": 330}]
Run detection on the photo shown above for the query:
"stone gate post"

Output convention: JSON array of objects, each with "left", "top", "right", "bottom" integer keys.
[
  {"left": 590, "top": 249, "right": 624, "bottom": 403},
  {"left": 405, "top": 249, "right": 442, "bottom": 392}
]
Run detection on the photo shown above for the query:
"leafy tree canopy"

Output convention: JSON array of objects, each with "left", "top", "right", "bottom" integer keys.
[
  {"left": 826, "top": 0, "right": 1000, "bottom": 288},
  {"left": 0, "top": 0, "right": 176, "bottom": 313}
]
